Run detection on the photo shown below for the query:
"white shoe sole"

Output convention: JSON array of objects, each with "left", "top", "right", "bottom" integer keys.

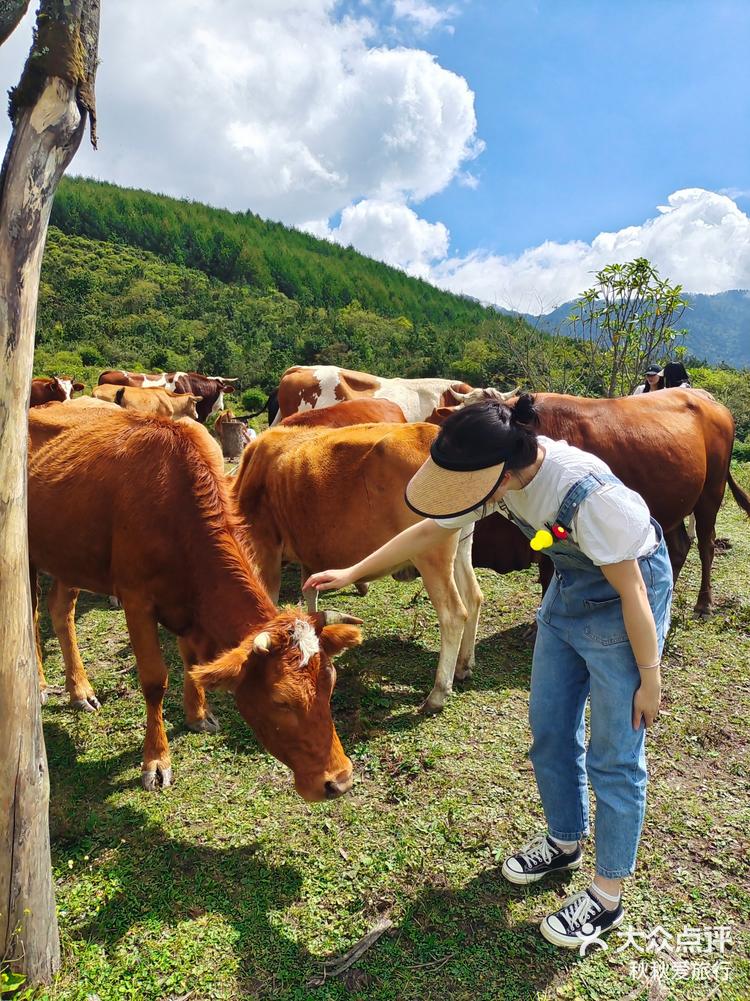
[
  {"left": 501, "top": 854, "right": 582, "bottom": 885},
  {"left": 540, "top": 908, "right": 624, "bottom": 949}
]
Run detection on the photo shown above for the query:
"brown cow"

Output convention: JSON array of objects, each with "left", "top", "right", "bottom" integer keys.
[
  {"left": 280, "top": 398, "right": 407, "bottom": 427},
  {"left": 28, "top": 406, "right": 361, "bottom": 799},
  {"left": 232, "top": 423, "right": 482, "bottom": 714},
  {"left": 271, "top": 365, "right": 475, "bottom": 424},
  {"left": 427, "top": 391, "right": 749, "bottom": 614},
  {"left": 93, "top": 384, "right": 202, "bottom": 420},
  {"left": 30, "top": 375, "right": 84, "bottom": 406},
  {"left": 98, "top": 370, "right": 238, "bottom": 423}
]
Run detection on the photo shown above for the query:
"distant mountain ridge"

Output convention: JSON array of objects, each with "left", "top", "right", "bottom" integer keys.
[{"left": 516, "top": 290, "right": 750, "bottom": 367}]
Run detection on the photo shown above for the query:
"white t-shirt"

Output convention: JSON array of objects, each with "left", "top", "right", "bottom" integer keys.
[
  {"left": 435, "top": 436, "right": 657, "bottom": 566},
  {"left": 631, "top": 384, "right": 647, "bottom": 395}
]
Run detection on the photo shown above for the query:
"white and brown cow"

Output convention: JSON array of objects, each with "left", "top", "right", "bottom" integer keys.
[
  {"left": 270, "top": 365, "right": 479, "bottom": 425},
  {"left": 30, "top": 376, "right": 84, "bottom": 407},
  {"left": 98, "top": 370, "right": 238, "bottom": 423}
]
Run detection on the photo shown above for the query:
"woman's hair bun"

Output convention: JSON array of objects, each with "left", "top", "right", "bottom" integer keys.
[{"left": 509, "top": 393, "right": 539, "bottom": 428}]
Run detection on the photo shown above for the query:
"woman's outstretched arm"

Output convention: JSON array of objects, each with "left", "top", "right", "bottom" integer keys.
[{"left": 304, "top": 519, "right": 455, "bottom": 593}]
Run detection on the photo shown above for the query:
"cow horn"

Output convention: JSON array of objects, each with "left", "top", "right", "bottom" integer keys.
[
  {"left": 253, "top": 631, "right": 272, "bottom": 654},
  {"left": 315, "top": 610, "right": 364, "bottom": 627},
  {"left": 448, "top": 388, "right": 469, "bottom": 401}
]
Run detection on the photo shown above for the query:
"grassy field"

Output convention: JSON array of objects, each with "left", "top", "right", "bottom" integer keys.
[{"left": 20, "top": 469, "right": 750, "bottom": 1001}]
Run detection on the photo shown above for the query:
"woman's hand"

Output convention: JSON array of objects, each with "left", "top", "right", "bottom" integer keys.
[
  {"left": 633, "top": 672, "right": 661, "bottom": 729},
  {"left": 304, "top": 568, "right": 358, "bottom": 593}
]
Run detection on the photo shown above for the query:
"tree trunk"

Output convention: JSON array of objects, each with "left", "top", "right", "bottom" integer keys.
[
  {"left": 219, "top": 419, "right": 249, "bottom": 459},
  {"left": 0, "top": 0, "right": 99, "bottom": 984}
]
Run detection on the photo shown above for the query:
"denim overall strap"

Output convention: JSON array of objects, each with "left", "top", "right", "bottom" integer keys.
[
  {"left": 554, "top": 472, "right": 621, "bottom": 532},
  {"left": 500, "top": 471, "right": 625, "bottom": 572}
]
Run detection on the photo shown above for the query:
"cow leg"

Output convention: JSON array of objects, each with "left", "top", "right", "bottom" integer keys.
[
  {"left": 178, "top": 637, "right": 220, "bottom": 734},
  {"left": 48, "top": 579, "right": 101, "bottom": 711},
  {"left": 122, "top": 601, "right": 172, "bottom": 790},
  {"left": 664, "top": 523, "right": 691, "bottom": 583},
  {"left": 413, "top": 544, "right": 468, "bottom": 715},
  {"left": 302, "top": 567, "right": 319, "bottom": 613},
  {"left": 30, "top": 566, "right": 48, "bottom": 703},
  {"left": 693, "top": 491, "right": 722, "bottom": 616},
  {"left": 254, "top": 542, "right": 282, "bottom": 604},
  {"left": 453, "top": 533, "right": 483, "bottom": 682}
]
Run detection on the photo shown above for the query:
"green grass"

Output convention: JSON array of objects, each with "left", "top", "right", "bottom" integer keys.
[{"left": 23, "top": 470, "right": 750, "bottom": 1001}]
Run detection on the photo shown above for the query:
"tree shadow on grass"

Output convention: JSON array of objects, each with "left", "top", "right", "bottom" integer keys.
[
  {"left": 339, "top": 865, "right": 582, "bottom": 1001},
  {"left": 44, "top": 723, "right": 315, "bottom": 1000},
  {"left": 45, "top": 717, "right": 583, "bottom": 1001}
]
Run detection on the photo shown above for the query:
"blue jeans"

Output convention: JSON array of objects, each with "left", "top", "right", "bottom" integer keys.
[{"left": 528, "top": 534, "right": 673, "bottom": 878}]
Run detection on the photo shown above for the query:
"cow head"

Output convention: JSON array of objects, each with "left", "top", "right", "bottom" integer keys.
[
  {"left": 47, "top": 375, "right": 84, "bottom": 401},
  {"left": 428, "top": 386, "right": 521, "bottom": 424},
  {"left": 184, "top": 394, "right": 203, "bottom": 420},
  {"left": 219, "top": 378, "right": 239, "bottom": 394},
  {"left": 190, "top": 608, "right": 361, "bottom": 801}
]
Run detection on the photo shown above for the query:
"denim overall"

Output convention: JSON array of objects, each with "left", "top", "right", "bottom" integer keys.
[{"left": 502, "top": 472, "right": 673, "bottom": 878}]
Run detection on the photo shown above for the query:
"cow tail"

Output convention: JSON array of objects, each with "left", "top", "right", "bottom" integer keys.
[{"left": 727, "top": 468, "right": 750, "bottom": 518}]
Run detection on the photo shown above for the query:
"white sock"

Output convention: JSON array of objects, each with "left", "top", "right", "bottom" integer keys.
[
  {"left": 591, "top": 882, "right": 621, "bottom": 910},
  {"left": 549, "top": 835, "right": 578, "bottom": 854}
]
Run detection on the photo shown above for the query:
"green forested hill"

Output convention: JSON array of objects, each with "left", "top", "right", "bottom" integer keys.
[
  {"left": 50, "top": 176, "right": 493, "bottom": 327},
  {"left": 36, "top": 177, "right": 531, "bottom": 392}
]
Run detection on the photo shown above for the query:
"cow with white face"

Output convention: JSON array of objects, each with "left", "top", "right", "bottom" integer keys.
[{"left": 30, "top": 376, "right": 84, "bottom": 407}]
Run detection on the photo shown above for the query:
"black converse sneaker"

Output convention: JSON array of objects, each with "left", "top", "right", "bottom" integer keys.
[
  {"left": 501, "top": 833, "right": 582, "bottom": 885},
  {"left": 540, "top": 888, "right": 624, "bottom": 950}
]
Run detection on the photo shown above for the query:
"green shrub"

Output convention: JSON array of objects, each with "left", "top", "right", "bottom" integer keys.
[
  {"left": 732, "top": 439, "right": 750, "bottom": 462},
  {"left": 240, "top": 387, "right": 268, "bottom": 413}
]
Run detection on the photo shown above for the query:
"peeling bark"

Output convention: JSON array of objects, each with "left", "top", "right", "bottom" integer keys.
[
  {"left": 0, "top": 1, "right": 31, "bottom": 49},
  {"left": 0, "top": 0, "right": 99, "bottom": 985}
]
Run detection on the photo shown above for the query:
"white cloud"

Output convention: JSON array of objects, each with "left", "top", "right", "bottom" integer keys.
[
  {"left": 302, "top": 198, "right": 449, "bottom": 276},
  {"left": 0, "top": 0, "right": 481, "bottom": 223},
  {"left": 393, "top": 1, "right": 459, "bottom": 33},
  {"left": 430, "top": 189, "right": 750, "bottom": 312}
]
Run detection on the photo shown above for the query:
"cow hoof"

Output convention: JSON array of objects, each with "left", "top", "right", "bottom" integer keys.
[
  {"left": 142, "top": 765, "right": 172, "bottom": 791},
  {"left": 355, "top": 582, "right": 370, "bottom": 597},
  {"left": 186, "top": 712, "right": 220, "bottom": 734},
  {"left": 522, "top": 622, "right": 538, "bottom": 641},
  {"left": 454, "top": 666, "right": 473, "bottom": 682},
  {"left": 40, "top": 689, "right": 49, "bottom": 706},
  {"left": 693, "top": 606, "right": 711, "bottom": 619},
  {"left": 70, "top": 694, "right": 101, "bottom": 712},
  {"left": 418, "top": 698, "right": 445, "bottom": 716}
]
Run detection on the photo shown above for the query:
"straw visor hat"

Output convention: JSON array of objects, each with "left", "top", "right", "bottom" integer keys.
[{"left": 405, "top": 407, "right": 510, "bottom": 519}]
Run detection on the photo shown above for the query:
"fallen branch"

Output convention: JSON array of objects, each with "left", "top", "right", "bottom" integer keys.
[{"left": 307, "top": 917, "right": 393, "bottom": 987}]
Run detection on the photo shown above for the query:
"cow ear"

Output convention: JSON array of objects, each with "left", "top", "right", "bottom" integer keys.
[
  {"left": 429, "top": 406, "right": 455, "bottom": 424},
  {"left": 73, "top": 382, "right": 84, "bottom": 392},
  {"left": 190, "top": 644, "right": 249, "bottom": 692},
  {"left": 320, "top": 624, "right": 362, "bottom": 658}
]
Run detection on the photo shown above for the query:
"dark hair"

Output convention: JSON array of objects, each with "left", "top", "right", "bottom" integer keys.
[
  {"left": 662, "top": 362, "right": 690, "bottom": 388},
  {"left": 432, "top": 393, "right": 539, "bottom": 472},
  {"left": 643, "top": 376, "right": 664, "bottom": 393}
]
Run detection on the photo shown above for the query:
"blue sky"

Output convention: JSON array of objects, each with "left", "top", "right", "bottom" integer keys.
[
  {"left": 414, "top": 0, "right": 750, "bottom": 256},
  {"left": 1, "top": 0, "right": 748, "bottom": 309}
]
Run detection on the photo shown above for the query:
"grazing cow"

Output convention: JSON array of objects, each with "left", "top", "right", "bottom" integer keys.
[
  {"left": 93, "top": 384, "right": 202, "bottom": 420},
  {"left": 232, "top": 423, "right": 482, "bottom": 714},
  {"left": 98, "top": 370, "right": 238, "bottom": 423},
  {"left": 280, "top": 398, "right": 407, "bottom": 428},
  {"left": 30, "top": 375, "right": 84, "bottom": 406},
  {"left": 271, "top": 365, "right": 476, "bottom": 424},
  {"left": 428, "top": 391, "right": 749, "bottom": 615},
  {"left": 28, "top": 406, "right": 361, "bottom": 799}
]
